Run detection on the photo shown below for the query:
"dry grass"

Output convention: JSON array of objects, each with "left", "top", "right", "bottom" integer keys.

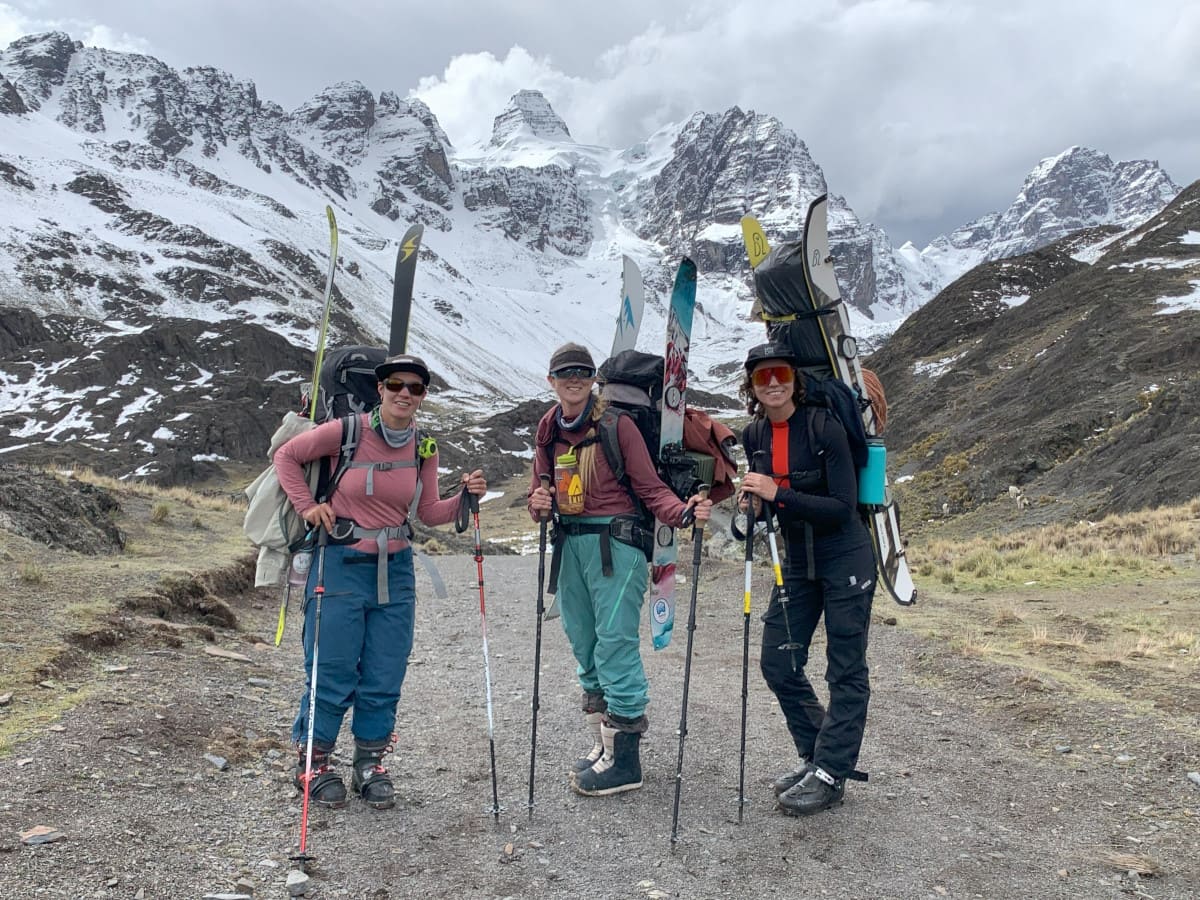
[{"left": 913, "top": 501, "right": 1200, "bottom": 593}]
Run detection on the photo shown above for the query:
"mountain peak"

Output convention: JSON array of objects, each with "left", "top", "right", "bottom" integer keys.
[{"left": 490, "top": 89, "right": 571, "bottom": 146}]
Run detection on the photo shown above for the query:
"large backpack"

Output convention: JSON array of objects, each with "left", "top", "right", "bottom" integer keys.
[
  {"left": 743, "top": 371, "right": 880, "bottom": 514},
  {"left": 560, "top": 350, "right": 736, "bottom": 560},
  {"left": 244, "top": 344, "right": 421, "bottom": 587}
]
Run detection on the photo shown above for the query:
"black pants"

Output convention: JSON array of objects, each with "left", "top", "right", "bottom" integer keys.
[{"left": 759, "top": 543, "right": 875, "bottom": 779}]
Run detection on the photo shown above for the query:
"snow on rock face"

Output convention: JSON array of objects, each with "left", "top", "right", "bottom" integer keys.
[
  {"left": 490, "top": 90, "right": 572, "bottom": 145},
  {"left": 0, "top": 29, "right": 1186, "bottom": 475}
]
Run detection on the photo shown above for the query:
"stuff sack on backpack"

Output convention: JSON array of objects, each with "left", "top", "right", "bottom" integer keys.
[{"left": 243, "top": 411, "right": 320, "bottom": 587}]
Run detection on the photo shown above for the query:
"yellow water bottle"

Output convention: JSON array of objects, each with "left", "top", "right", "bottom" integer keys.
[{"left": 555, "top": 449, "right": 585, "bottom": 515}]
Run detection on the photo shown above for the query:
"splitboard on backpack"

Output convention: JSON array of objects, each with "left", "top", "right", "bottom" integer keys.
[{"left": 744, "top": 195, "right": 914, "bottom": 606}]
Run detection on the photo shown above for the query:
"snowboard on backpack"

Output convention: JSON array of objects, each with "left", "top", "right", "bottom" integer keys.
[{"left": 742, "top": 198, "right": 916, "bottom": 606}]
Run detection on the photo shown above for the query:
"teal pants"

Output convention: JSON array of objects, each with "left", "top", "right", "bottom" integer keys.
[{"left": 555, "top": 519, "right": 649, "bottom": 719}]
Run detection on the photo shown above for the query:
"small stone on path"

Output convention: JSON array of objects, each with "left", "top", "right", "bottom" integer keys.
[
  {"left": 1188, "top": 771, "right": 1200, "bottom": 788},
  {"left": 203, "top": 753, "right": 229, "bottom": 771},
  {"left": 204, "top": 646, "right": 253, "bottom": 663},
  {"left": 0, "top": 692, "right": 12, "bottom": 706},
  {"left": 286, "top": 870, "right": 309, "bottom": 896},
  {"left": 20, "top": 825, "right": 64, "bottom": 845},
  {"left": 1055, "top": 745, "right": 1072, "bottom": 754}
]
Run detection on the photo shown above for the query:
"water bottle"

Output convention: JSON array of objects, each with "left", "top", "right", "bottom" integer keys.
[
  {"left": 555, "top": 449, "right": 586, "bottom": 515},
  {"left": 857, "top": 438, "right": 887, "bottom": 506}
]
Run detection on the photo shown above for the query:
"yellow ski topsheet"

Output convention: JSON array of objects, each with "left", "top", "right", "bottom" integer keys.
[{"left": 740, "top": 215, "right": 771, "bottom": 269}]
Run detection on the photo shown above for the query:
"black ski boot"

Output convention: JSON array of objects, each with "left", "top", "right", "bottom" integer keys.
[
  {"left": 770, "top": 758, "right": 811, "bottom": 797},
  {"left": 351, "top": 736, "right": 396, "bottom": 810},
  {"left": 571, "top": 714, "right": 644, "bottom": 796},
  {"left": 293, "top": 743, "right": 348, "bottom": 809},
  {"left": 572, "top": 711, "right": 605, "bottom": 774},
  {"left": 777, "top": 766, "right": 845, "bottom": 816}
]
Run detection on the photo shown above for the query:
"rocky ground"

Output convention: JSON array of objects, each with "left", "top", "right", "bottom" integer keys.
[{"left": 0, "top": 470, "right": 1198, "bottom": 899}]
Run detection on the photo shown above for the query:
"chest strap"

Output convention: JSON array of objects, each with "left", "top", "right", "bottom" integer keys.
[{"left": 346, "top": 458, "right": 417, "bottom": 496}]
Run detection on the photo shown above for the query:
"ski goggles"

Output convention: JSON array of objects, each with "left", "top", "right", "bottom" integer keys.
[
  {"left": 382, "top": 379, "right": 427, "bottom": 396},
  {"left": 550, "top": 366, "right": 596, "bottom": 380},
  {"left": 750, "top": 365, "right": 795, "bottom": 388}
]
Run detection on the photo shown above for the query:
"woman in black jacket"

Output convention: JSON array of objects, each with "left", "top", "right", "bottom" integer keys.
[{"left": 738, "top": 343, "right": 876, "bottom": 816}]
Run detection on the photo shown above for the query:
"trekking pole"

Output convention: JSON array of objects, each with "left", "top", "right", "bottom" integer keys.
[
  {"left": 670, "top": 486, "right": 710, "bottom": 848},
  {"left": 752, "top": 451, "right": 800, "bottom": 673},
  {"left": 762, "top": 505, "right": 799, "bottom": 673},
  {"left": 292, "top": 525, "right": 328, "bottom": 871},
  {"left": 528, "top": 473, "right": 551, "bottom": 818},
  {"left": 737, "top": 501, "right": 756, "bottom": 824},
  {"left": 466, "top": 489, "right": 502, "bottom": 822}
]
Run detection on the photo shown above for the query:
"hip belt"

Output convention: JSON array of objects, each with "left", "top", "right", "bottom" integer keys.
[
  {"left": 329, "top": 517, "right": 410, "bottom": 604},
  {"left": 549, "top": 515, "right": 652, "bottom": 594}
]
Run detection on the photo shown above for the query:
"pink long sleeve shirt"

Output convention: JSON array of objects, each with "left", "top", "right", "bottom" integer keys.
[{"left": 275, "top": 415, "right": 458, "bottom": 554}]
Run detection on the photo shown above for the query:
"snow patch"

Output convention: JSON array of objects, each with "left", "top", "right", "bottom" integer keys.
[
  {"left": 912, "top": 352, "right": 967, "bottom": 378},
  {"left": 1156, "top": 281, "right": 1200, "bottom": 316}
]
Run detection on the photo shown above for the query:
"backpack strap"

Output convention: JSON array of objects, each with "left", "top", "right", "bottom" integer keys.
[{"left": 314, "top": 413, "right": 362, "bottom": 504}]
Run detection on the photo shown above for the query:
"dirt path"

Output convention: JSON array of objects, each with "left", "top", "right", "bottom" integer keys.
[{"left": 2, "top": 549, "right": 1198, "bottom": 899}]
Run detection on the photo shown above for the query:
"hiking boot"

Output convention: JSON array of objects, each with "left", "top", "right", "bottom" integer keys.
[
  {"left": 293, "top": 743, "right": 348, "bottom": 809},
  {"left": 571, "top": 711, "right": 605, "bottom": 774},
  {"left": 770, "top": 759, "right": 811, "bottom": 797},
  {"left": 571, "top": 717, "right": 643, "bottom": 796},
  {"left": 777, "top": 767, "right": 845, "bottom": 816},
  {"left": 351, "top": 736, "right": 396, "bottom": 810}
]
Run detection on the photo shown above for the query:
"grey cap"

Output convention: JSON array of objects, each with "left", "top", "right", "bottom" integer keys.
[
  {"left": 375, "top": 354, "right": 431, "bottom": 385},
  {"left": 548, "top": 342, "right": 596, "bottom": 374}
]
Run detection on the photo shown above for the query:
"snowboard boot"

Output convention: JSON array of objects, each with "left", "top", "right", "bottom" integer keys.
[
  {"left": 770, "top": 758, "right": 812, "bottom": 797},
  {"left": 571, "top": 715, "right": 645, "bottom": 796},
  {"left": 351, "top": 735, "right": 396, "bottom": 810},
  {"left": 293, "top": 742, "right": 348, "bottom": 809},
  {"left": 571, "top": 711, "right": 605, "bottom": 774},
  {"left": 777, "top": 766, "right": 845, "bottom": 816}
]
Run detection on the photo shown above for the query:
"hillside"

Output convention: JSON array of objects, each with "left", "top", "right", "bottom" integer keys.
[{"left": 871, "top": 180, "right": 1200, "bottom": 524}]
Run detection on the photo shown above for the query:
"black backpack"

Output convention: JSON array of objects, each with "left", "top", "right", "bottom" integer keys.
[
  {"left": 744, "top": 372, "right": 871, "bottom": 507},
  {"left": 310, "top": 345, "right": 390, "bottom": 422}
]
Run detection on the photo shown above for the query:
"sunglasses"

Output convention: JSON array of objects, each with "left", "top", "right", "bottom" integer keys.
[
  {"left": 751, "top": 365, "right": 795, "bottom": 388},
  {"left": 551, "top": 366, "right": 596, "bottom": 380},
  {"left": 382, "top": 379, "right": 427, "bottom": 396}
]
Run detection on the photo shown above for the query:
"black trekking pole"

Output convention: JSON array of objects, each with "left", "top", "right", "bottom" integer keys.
[
  {"left": 463, "top": 489, "right": 502, "bottom": 822},
  {"left": 528, "top": 473, "right": 551, "bottom": 818},
  {"left": 292, "top": 525, "right": 328, "bottom": 871},
  {"left": 752, "top": 451, "right": 800, "bottom": 672},
  {"left": 670, "top": 486, "right": 710, "bottom": 848},
  {"left": 737, "top": 500, "right": 756, "bottom": 824}
]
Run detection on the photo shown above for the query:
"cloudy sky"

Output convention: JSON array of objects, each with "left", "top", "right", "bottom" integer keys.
[{"left": 2, "top": 0, "right": 1197, "bottom": 245}]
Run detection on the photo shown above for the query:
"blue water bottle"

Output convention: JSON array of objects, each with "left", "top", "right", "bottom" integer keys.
[{"left": 858, "top": 438, "right": 887, "bottom": 506}]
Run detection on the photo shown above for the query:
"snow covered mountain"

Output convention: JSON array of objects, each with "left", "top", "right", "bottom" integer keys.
[
  {"left": 0, "top": 32, "right": 1185, "bottom": 483},
  {"left": 901, "top": 146, "right": 1181, "bottom": 299}
]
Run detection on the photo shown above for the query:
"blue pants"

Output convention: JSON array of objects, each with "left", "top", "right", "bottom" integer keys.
[
  {"left": 555, "top": 522, "right": 649, "bottom": 719},
  {"left": 291, "top": 544, "right": 416, "bottom": 748}
]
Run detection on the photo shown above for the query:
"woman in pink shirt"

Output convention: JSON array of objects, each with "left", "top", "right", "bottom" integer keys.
[{"left": 275, "top": 353, "right": 486, "bottom": 810}]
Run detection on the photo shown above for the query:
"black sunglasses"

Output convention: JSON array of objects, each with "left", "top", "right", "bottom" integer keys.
[
  {"left": 551, "top": 366, "right": 596, "bottom": 380},
  {"left": 382, "top": 379, "right": 427, "bottom": 396}
]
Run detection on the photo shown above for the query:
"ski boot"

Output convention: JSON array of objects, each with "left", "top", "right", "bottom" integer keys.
[
  {"left": 769, "top": 757, "right": 811, "bottom": 797},
  {"left": 293, "top": 742, "right": 348, "bottom": 809},
  {"left": 351, "top": 735, "right": 396, "bottom": 810},
  {"left": 777, "top": 766, "right": 845, "bottom": 816}
]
